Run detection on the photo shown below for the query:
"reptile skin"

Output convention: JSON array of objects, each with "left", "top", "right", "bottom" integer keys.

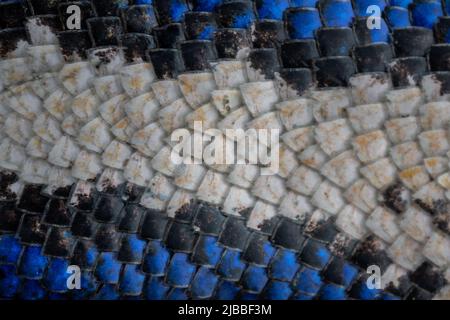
[{"left": 1, "top": 0, "right": 450, "bottom": 300}]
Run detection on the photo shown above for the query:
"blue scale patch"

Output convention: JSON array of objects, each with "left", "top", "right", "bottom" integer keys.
[
  {"left": 411, "top": 0, "right": 443, "bottom": 29},
  {"left": 240, "top": 291, "right": 259, "bottom": 300},
  {"left": 197, "top": 25, "right": 216, "bottom": 40},
  {"left": 269, "top": 249, "right": 300, "bottom": 282},
  {"left": 43, "top": 258, "right": 71, "bottom": 293},
  {"left": 318, "top": 283, "right": 347, "bottom": 300},
  {"left": 190, "top": 267, "right": 219, "bottom": 299},
  {"left": 144, "top": 276, "right": 170, "bottom": 300},
  {"left": 217, "top": 249, "right": 246, "bottom": 280},
  {"left": 381, "top": 292, "right": 401, "bottom": 300},
  {"left": 120, "top": 264, "right": 146, "bottom": 296},
  {"left": 0, "top": 234, "right": 22, "bottom": 264},
  {"left": 215, "top": 280, "right": 240, "bottom": 300},
  {"left": 300, "top": 240, "right": 332, "bottom": 269},
  {"left": 292, "top": 292, "right": 315, "bottom": 300},
  {"left": 290, "top": 0, "right": 319, "bottom": 7},
  {"left": 385, "top": 6, "right": 411, "bottom": 28},
  {"left": 338, "top": 262, "right": 359, "bottom": 287},
  {"left": 286, "top": 8, "right": 322, "bottom": 39},
  {"left": 230, "top": 8, "right": 256, "bottom": 29},
  {"left": 293, "top": 266, "right": 323, "bottom": 296},
  {"left": 364, "top": 17, "right": 390, "bottom": 43},
  {"left": 119, "top": 234, "right": 147, "bottom": 263},
  {"left": 191, "top": 0, "right": 222, "bottom": 12},
  {"left": 241, "top": 265, "right": 268, "bottom": 293},
  {"left": 94, "top": 252, "right": 122, "bottom": 284},
  {"left": 71, "top": 272, "right": 98, "bottom": 300},
  {"left": 166, "top": 253, "right": 196, "bottom": 288},
  {"left": 193, "top": 235, "right": 223, "bottom": 267},
  {"left": 390, "top": 0, "right": 413, "bottom": 7},
  {"left": 142, "top": 240, "right": 170, "bottom": 275},
  {"left": 18, "top": 246, "right": 48, "bottom": 279},
  {"left": 76, "top": 243, "right": 99, "bottom": 270},
  {"left": 350, "top": 278, "right": 382, "bottom": 300},
  {"left": 0, "top": 264, "right": 21, "bottom": 298},
  {"left": 93, "top": 284, "right": 120, "bottom": 300},
  {"left": 263, "top": 280, "right": 293, "bottom": 300},
  {"left": 255, "top": 0, "right": 290, "bottom": 20},
  {"left": 168, "top": 0, "right": 190, "bottom": 23},
  {"left": 321, "top": 0, "right": 355, "bottom": 27},
  {"left": 167, "top": 288, "right": 189, "bottom": 300},
  {"left": 260, "top": 241, "right": 277, "bottom": 266},
  {"left": 445, "top": 0, "right": 450, "bottom": 14},
  {"left": 20, "top": 279, "right": 46, "bottom": 300}
]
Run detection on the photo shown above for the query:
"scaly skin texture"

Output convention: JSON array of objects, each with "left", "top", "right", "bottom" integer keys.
[{"left": 1, "top": 0, "right": 450, "bottom": 300}]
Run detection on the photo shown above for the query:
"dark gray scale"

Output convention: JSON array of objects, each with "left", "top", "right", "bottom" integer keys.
[
  {"left": 271, "top": 218, "right": 305, "bottom": 251},
  {"left": 139, "top": 209, "right": 170, "bottom": 240},
  {"left": 164, "top": 221, "right": 198, "bottom": 253},
  {"left": 17, "top": 214, "right": 49, "bottom": 245},
  {"left": 218, "top": 216, "right": 252, "bottom": 251},
  {"left": 405, "top": 286, "right": 434, "bottom": 300},
  {"left": 0, "top": 28, "right": 29, "bottom": 58},
  {"left": 71, "top": 211, "right": 98, "bottom": 239},
  {"left": 242, "top": 233, "right": 275, "bottom": 266},
  {"left": 409, "top": 262, "right": 447, "bottom": 294},
  {"left": 119, "top": 182, "right": 146, "bottom": 204},
  {"left": 91, "top": 0, "right": 128, "bottom": 17},
  {"left": 0, "top": 202, "right": 22, "bottom": 233},
  {"left": 173, "top": 200, "right": 201, "bottom": 224},
  {"left": 121, "top": 33, "right": 155, "bottom": 62},
  {"left": 351, "top": 235, "right": 392, "bottom": 273},
  {"left": 43, "top": 227, "right": 74, "bottom": 257},
  {"left": 93, "top": 194, "right": 125, "bottom": 223},
  {"left": 429, "top": 44, "right": 450, "bottom": 72},
  {"left": 122, "top": 4, "right": 158, "bottom": 34},
  {"left": 147, "top": 48, "right": 185, "bottom": 79},
  {"left": 392, "top": 26, "right": 434, "bottom": 57},
  {"left": 183, "top": 11, "right": 217, "bottom": 40},
  {"left": 42, "top": 198, "right": 74, "bottom": 227},
  {"left": 213, "top": 28, "right": 251, "bottom": 59},
  {"left": 94, "top": 224, "right": 121, "bottom": 252},
  {"left": 153, "top": 23, "right": 185, "bottom": 49},
  {"left": 277, "top": 68, "right": 314, "bottom": 97},
  {"left": 314, "top": 56, "right": 357, "bottom": 87},
  {"left": 57, "top": 30, "right": 93, "bottom": 61},
  {"left": 0, "top": 1, "right": 30, "bottom": 29},
  {"left": 192, "top": 203, "right": 226, "bottom": 236},
  {"left": 247, "top": 48, "right": 281, "bottom": 80},
  {"left": 316, "top": 27, "right": 356, "bottom": 57},
  {"left": 353, "top": 43, "right": 393, "bottom": 73},
  {"left": 71, "top": 240, "right": 98, "bottom": 270},
  {"left": 251, "top": 19, "right": 286, "bottom": 48},
  {"left": 0, "top": 171, "right": 20, "bottom": 202},
  {"left": 388, "top": 57, "right": 428, "bottom": 87},
  {"left": 180, "top": 39, "right": 217, "bottom": 71},
  {"left": 280, "top": 39, "right": 319, "bottom": 68},
  {"left": 87, "top": 16, "right": 123, "bottom": 46},
  {"left": 17, "top": 184, "right": 49, "bottom": 214},
  {"left": 117, "top": 204, "right": 146, "bottom": 233},
  {"left": 435, "top": 16, "right": 450, "bottom": 43},
  {"left": 305, "top": 217, "right": 339, "bottom": 243}
]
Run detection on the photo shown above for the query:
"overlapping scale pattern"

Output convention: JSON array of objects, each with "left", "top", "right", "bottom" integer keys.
[{"left": 1, "top": 0, "right": 450, "bottom": 300}]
